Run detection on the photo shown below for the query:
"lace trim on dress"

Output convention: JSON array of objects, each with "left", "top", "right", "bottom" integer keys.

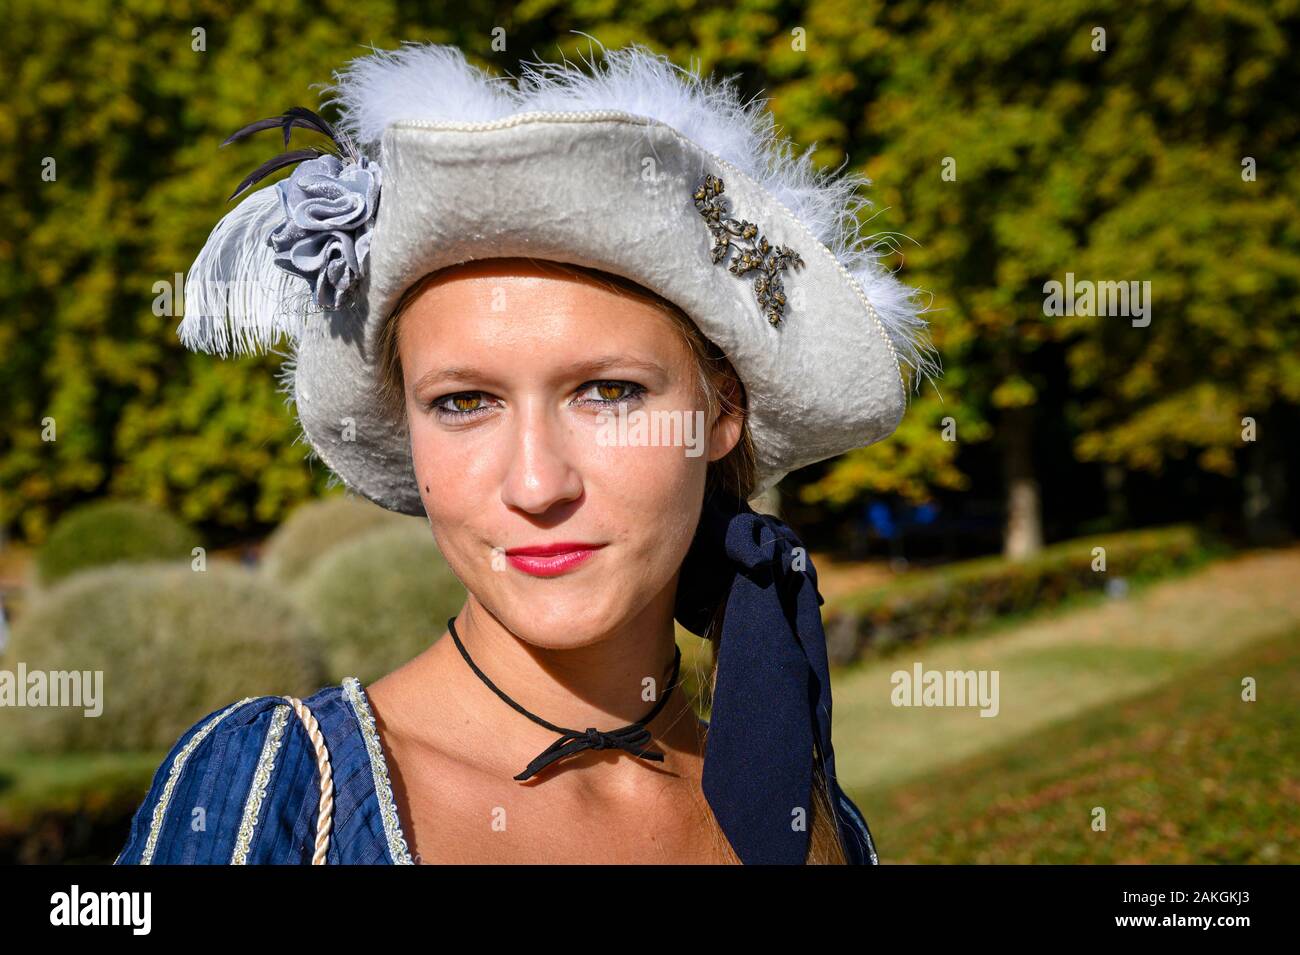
[
  {"left": 230, "top": 704, "right": 291, "bottom": 864},
  {"left": 342, "top": 677, "right": 415, "bottom": 864},
  {"left": 141, "top": 696, "right": 256, "bottom": 865}
]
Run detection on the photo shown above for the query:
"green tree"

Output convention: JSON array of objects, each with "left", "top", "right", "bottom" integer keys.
[
  {"left": 0, "top": 0, "right": 533, "bottom": 540},
  {"left": 841, "top": 0, "right": 1299, "bottom": 554},
  {"left": 5, "top": 0, "right": 1294, "bottom": 553}
]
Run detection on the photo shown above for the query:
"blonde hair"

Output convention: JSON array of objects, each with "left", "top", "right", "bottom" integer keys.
[{"left": 377, "top": 257, "right": 849, "bottom": 864}]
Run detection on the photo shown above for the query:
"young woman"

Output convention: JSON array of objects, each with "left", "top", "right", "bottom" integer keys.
[{"left": 115, "top": 40, "right": 935, "bottom": 865}]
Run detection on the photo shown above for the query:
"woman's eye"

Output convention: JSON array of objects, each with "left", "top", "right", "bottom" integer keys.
[
  {"left": 427, "top": 382, "right": 644, "bottom": 419},
  {"left": 576, "top": 380, "right": 646, "bottom": 405},
  {"left": 429, "top": 391, "right": 494, "bottom": 418}
]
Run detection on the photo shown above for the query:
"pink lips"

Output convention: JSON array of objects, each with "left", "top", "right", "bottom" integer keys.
[{"left": 504, "top": 542, "right": 606, "bottom": 577}]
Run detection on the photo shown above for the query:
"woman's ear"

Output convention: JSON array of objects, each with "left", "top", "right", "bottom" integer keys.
[{"left": 707, "top": 374, "right": 746, "bottom": 464}]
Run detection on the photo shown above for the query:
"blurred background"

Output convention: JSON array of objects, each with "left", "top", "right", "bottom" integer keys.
[{"left": 1, "top": 0, "right": 1297, "bottom": 864}]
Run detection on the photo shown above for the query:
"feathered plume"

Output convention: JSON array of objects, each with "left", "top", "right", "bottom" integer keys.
[
  {"left": 180, "top": 106, "right": 375, "bottom": 353},
  {"left": 178, "top": 185, "right": 314, "bottom": 356}
]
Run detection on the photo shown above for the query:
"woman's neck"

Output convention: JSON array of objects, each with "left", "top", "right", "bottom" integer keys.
[
  {"left": 453, "top": 598, "right": 682, "bottom": 725},
  {"left": 367, "top": 579, "right": 706, "bottom": 796}
]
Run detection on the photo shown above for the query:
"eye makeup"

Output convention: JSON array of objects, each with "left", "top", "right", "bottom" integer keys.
[{"left": 425, "top": 379, "right": 647, "bottom": 421}]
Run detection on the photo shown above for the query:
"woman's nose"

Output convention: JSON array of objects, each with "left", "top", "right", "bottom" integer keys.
[{"left": 499, "top": 403, "right": 583, "bottom": 516}]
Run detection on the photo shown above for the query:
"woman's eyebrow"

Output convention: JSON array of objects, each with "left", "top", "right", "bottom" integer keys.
[{"left": 410, "top": 355, "right": 668, "bottom": 392}]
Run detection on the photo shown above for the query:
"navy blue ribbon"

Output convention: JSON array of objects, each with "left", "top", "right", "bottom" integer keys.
[{"left": 674, "top": 487, "right": 873, "bottom": 864}]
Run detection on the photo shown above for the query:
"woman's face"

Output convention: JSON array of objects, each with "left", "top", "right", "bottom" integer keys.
[{"left": 397, "top": 259, "right": 743, "bottom": 648}]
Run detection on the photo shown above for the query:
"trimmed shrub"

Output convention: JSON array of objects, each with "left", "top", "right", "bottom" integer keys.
[
  {"left": 291, "top": 522, "right": 466, "bottom": 684},
  {"left": 35, "top": 500, "right": 200, "bottom": 587},
  {"left": 260, "top": 494, "right": 419, "bottom": 585},
  {"left": 0, "top": 562, "right": 326, "bottom": 755},
  {"left": 823, "top": 524, "right": 1215, "bottom": 663}
]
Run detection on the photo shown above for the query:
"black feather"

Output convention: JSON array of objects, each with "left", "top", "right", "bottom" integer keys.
[
  {"left": 221, "top": 113, "right": 338, "bottom": 150},
  {"left": 221, "top": 117, "right": 287, "bottom": 148},
  {"left": 283, "top": 106, "right": 358, "bottom": 161},
  {"left": 282, "top": 106, "right": 340, "bottom": 144},
  {"left": 227, "top": 147, "right": 326, "bottom": 201},
  {"left": 220, "top": 104, "right": 364, "bottom": 201}
]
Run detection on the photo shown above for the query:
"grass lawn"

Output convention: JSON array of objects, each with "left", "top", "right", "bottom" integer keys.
[
  {"left": 852, "top": 624, "right": 1299, "bottom": 863},
  {"left": 0, "top": 751, "right": 162, "bottom": 863},
  {"left": 830, "top": 547, "right": 1300, "bottom": 795}
]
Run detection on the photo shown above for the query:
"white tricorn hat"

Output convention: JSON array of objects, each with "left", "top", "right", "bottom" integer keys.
[{"left": 178, "top": 41, "right": 938, "bottom": 513}]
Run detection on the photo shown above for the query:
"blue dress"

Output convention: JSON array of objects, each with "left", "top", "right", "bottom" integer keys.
[{"left": 114, "top": 677, "right": 879, "bottom": 864}]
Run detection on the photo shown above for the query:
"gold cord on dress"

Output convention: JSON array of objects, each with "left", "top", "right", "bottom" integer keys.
[{"left": 283, "top": 695, "right": 334, "bottom": 865}]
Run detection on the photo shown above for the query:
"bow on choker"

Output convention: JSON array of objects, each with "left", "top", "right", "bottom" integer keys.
[
  {"left": 447, "top": 616, "right": 683, "bottom": 782},
  {"left": 674, "top": 486, "right": 872, "bottom": 864}
]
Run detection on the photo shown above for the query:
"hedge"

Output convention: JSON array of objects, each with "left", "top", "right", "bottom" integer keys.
[
  {"left": 822, "top": 524, "right": 1216, "bottom": 663},
  {"left": 259, "top": 494, "right": 419, "bottom": 584},
  {"left": 1, "top": 561, "right": 327, "bottom": 754},
  {"left": 34, "top": 500, "right": 200, "bottom": 587},
  {"left": 291, "top": 522, "right": 466, "bottom": 684}
]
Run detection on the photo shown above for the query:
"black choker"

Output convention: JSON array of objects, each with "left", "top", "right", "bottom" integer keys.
[{"left": 446, "top": 617, "right": 683, "bottom": 781}]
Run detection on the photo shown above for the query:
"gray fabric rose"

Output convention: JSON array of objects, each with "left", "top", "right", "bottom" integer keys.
[{"left": 268, "top": 154, "right": 381, "bottom": 310}]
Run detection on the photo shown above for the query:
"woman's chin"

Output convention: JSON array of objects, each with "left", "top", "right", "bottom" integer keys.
[{"left": 486, "top": 590, "right": 648, "bottom": 650}]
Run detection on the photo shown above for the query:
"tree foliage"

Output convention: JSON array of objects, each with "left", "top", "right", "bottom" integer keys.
[{"left": 3, "top": 0, "right": 1296, "bottom": 543}]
